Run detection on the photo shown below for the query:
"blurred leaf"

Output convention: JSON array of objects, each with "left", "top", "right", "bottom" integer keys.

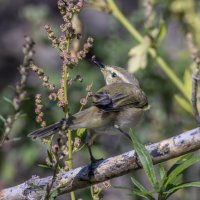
[
  {"left": 20, "top": 145, "right": 40, "bottom": 166},
  {"left": 174, "top": 95, "right": 192, "bottom": 114},
  {"left": 130, "top": 130, "right": 158, "bottom": 190},
  {"left": 183, "top": 69, "right": 192, "bottom": 95},
  {"left": 129, "top": 188, "right": 154, "bottom": 199},
  {"left": 170, "top": 0, "right": 194, "bottom": 13},
  {"left": 131, "top": 177, "right": 154, "bottom": 199},
  {"left": 3, "top": 97, "right": 14, "bottom": 107},
  {"left": 0, "top": 114, "right": 5, "bottom": 122},
  {"left": 76, "top": 128, "right": 86, "bottom": 138},
  {"left": 127, "top": 40, "right": 150, "bottom": 73},
  {"left": 38, "top": 164, "right": 53, "bottom": 169},
  {"left": 156, "top": 20, "right": 166, "bottom": 43}
]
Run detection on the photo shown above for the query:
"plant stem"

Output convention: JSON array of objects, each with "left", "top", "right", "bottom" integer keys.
[
  {"left": 63, "top": 38, "right": 76, "bottom": 200},
  {"left": 107, "top": 0, "right": 190, "bottom": 102}
]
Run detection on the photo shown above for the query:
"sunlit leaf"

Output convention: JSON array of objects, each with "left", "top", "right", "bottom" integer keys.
[
  {"left": 183, "top": 69, "right": 192, "bottom": 95},
  {"left": 157, "top": 20, "right": 166, "bottom": 43},
  {"left": 174, "top": 95, "right": 192, "bottom": 114},
  {"left": 127, "top": 40, "right": 150, "bottom": 73},
  {"left": 38, "top": 164, "right": 53, "bottom": 169}
]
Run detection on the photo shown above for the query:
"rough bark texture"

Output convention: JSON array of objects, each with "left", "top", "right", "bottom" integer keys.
[{"left": 1, "top": 127, "right": 200, "bottom": 200}]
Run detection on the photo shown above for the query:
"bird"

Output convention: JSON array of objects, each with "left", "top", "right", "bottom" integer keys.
[{"left": 29, "top": 60, "right": 148, "bottom": 162}]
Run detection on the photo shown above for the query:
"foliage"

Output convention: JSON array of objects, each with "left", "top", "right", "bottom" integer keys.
[{"left": 123, "top": 130, "right": 200, "bottom": 200}]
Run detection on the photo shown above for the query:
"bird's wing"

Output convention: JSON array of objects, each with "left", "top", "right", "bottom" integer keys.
[{"left": 92, "top": 83, "right": 148, "bottom": 112}]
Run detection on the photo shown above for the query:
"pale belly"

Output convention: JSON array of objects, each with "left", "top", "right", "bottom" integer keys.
[{"left": 86, "top": 108, "right": 144, "bottom": 145}]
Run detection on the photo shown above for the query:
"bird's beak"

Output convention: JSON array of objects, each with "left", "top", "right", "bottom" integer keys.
[{"left": 92, "top": 59, "right": 105, "bottom": 69}]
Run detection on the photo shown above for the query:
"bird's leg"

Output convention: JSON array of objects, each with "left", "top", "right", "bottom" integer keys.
[
  {"left": 114, "top": 125, "right": 132, "bottom": 141},
  {"left": 86, "top": 143, "right": 97, "bottom": 163}
]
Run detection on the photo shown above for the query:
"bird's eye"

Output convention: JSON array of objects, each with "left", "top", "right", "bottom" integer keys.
[{"left": 111, "top": 72, "right": 117, "bottom": 78}]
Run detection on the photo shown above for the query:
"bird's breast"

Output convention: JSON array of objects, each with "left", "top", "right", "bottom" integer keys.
[{"left": 115, "top": 107, "right": 144, "bottom": 132}]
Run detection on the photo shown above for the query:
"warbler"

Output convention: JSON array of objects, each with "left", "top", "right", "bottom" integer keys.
[{"left": 29, "top": 60, "right": 148, "bottom": 162}]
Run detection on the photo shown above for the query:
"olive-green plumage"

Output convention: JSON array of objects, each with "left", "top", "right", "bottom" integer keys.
[{"left": 29, "top": 60, "right": 148, "bottom": 161}]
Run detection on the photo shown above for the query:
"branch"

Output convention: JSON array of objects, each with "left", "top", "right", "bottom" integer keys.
[{"left": 1, "top": 127, "right": 200, "bottom": 200}]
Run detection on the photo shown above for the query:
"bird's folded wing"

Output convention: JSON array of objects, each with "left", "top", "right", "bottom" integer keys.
[{"left": 92, "top": 83, "right": 148, "bottom": 112}]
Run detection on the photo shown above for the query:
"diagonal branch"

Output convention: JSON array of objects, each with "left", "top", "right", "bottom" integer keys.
[{"left": 1, "top": 127, "right": 200, "bottom": 200}]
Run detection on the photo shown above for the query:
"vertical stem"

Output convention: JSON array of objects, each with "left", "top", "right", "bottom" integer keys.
[
  {"left": 107, "top": 0, "right": 190, "bottom": 102},
  {"left": 63, "top": 38, "right": 76, "bottom": 200}
]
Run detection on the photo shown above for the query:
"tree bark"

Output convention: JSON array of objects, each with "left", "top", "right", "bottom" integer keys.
[{"left": 1, "top": 127, "right": 200, "bottom": 200}]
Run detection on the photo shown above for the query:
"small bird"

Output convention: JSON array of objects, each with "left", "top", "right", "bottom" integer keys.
[{"left": 29, "top": 60, "right": 148, "bottom": 162}]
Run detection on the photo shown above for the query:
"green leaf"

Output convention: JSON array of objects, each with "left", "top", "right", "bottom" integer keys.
[
  {"left": 131, "top": 177, "right": 154, "bottom": 199},
  {"left": 160, "top": 154, "right": 192, "bottom": 187},
  {"left": 76, "top": 128, "right": 86, "bottom": 137},
  {"left": 183, "top": 69, "right": 192, "bottom": 95},
  {"left": 38, "top": 164, "right": 53, "bottom": 169},
  {"left": 165, "top": 182, "right": 200, "bottom": 198},
  {"left": 3, "top": 96, "right": 14, "bottom": 106},
  {"left": 158, "top": 164, "right": 167, "bottom": 182},
  {"left": 164, "top": 156, "right": 200, "bottom": 187},
  {"left": 29, "top": 183, "right": 42, "bottom": 190},
  {"left": 129, "top": 188, "right": 154, "bottom": 200},
  {"left": 130, "top": 130, "right": 158, "bottom": 190},
  {"left": 47, "top": 150, "right": 53, "bottom": 163},
  {"left": 0, "top": 115, "right": 5, "bottom": 122},
  {"left": 174, "top": 95, "right": 192, "bottom": 114},
  {"left": 157, "top": 20, "right": 166, "bottom": 43}
]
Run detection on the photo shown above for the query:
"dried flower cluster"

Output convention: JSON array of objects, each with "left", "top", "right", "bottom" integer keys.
[
  {"left": 80, "top": 82, "right": 93, "bottom": 106},
  {"left": 0, "top": 36, "right": 35, "bottom": 145},
  {"left": 143, "top": 0, "right": 155, "bottom": 29},
  {"left": 35, "top": 94, "right": 46, "bottom": 128},
  {"left": 31, "top": 64, "right": 55, "bottom": 91},
  {"left": 91, "top": 180, "right": 111, "bottom": 200}
]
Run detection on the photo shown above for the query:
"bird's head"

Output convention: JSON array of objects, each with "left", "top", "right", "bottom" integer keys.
[{"left": 92, "top": 59, "right": 139, "bottom": 86}]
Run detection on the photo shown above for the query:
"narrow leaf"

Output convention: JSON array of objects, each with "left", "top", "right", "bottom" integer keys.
[
  {"left": 0, "top": 115, "right": 5, "bottom": 122},
  {"left": 174, "top": 95, "right": 192, "bottom": 114},
  {"left": 158, "top": 164, "right": 167, "bottom": 182},
  {"left": 183, "top": 69, "right": 192, "bottom": 95},
  {"left": 157, "top": 20, "right": 166, "bottom": 43},
  {"left": 38, "top": 164, "right": 53, "bottom": 169},
  {"left": 164, "top": 156, "right": 200, "bottom": 187},
  {"left": 47, "top": 150, "right": 53, "bottom": 163},
  {"left": 130, "top": 130, "right": 158, "bottom": 190},
  {"left": 131, "top": 177, "right": 154, "bottom": 199},
  {"left": 3, "top": 97, "right": 14, "bottom": 106},
  {"left": 165, "top": 182, "right": 200, "bottom": 198},
  {"left": 129, "top": 188, "right": 154, "bottom": 200},
  {"left": 160, "top": 154, "right": 192, "bottom": 187}
]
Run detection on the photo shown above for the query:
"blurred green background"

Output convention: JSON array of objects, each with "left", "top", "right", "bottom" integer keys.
[{"left": 0, "top": 0, "right": 200, "bottom": 199}]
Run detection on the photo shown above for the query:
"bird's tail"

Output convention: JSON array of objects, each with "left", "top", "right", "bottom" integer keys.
[{"left": 28, "top": 120, "right": 67, "bottom": 139}]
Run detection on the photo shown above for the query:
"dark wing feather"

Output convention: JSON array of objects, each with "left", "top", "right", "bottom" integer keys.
[{"left": 92, "top": 83, "right": 148, "bottom": 112}]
